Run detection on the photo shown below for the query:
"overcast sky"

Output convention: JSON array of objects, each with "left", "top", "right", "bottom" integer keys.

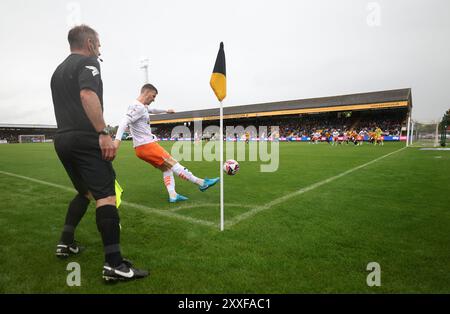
[{"left": 0, "top": 0, "right": 449, "bottom": 125}]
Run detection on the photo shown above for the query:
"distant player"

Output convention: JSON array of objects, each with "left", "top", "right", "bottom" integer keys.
[
  {"left": 325, "top": 130, "right": 331, "bottom": 145},
  {"left": 344, "top": 130, "right": 350, "bottom": 144},
  {"left": 375, "top": 127, "right": 384, "bottom": 146},
  {"left": 368, "top": 131, "right": 375, "bottom": 144},
  {"left": 311, "top": 130, "right": 319, "bottom": 144},
  {"left": 273, "top": 130, "right": 280, "bottom": 142},
  {"left": 114, "top": 84, "right": 219, "bottom": 203},
  {"left": 332, "top": 129, "right": 339, "bottom": 146},
  {"left": 194, "top": 131, "right": 201, "bottom": 144},
  {"left": 357, "top": 130, "right": 365, "bottom": 145},
  {"left": 245, "top": 131, "right": 250, "bottom": 144},
  {"left": 337, "top": 129, "right": 344, "bottom": 145}
]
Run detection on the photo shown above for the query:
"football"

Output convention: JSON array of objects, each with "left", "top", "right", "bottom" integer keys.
[{"left": 223, "top": 159, "right": 240, "bottom": 175}]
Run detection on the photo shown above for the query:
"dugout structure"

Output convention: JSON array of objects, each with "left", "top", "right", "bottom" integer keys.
[{"left": 150, "top": 88, "right": 412, "bottom": 142}]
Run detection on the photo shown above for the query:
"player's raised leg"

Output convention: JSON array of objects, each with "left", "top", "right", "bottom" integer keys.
[{"left": 161, "top": 156, "right": 220, "bottom": 194}]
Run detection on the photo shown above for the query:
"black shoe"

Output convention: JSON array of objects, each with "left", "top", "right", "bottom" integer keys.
[
  {"left": 55, "top": 241, "right": 82, "bottom": 258},
  {"left": 102, "top": 259, "right": 149, "bottom": 282}
]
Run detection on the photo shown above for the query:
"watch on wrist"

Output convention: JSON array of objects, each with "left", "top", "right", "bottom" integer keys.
[{"left": 98, "top": 128, "right": 109, "bottom": 135}]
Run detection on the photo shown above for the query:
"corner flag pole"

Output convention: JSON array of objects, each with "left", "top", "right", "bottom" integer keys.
[
  {"left": 220, "top": 101, "right": 224, "bottom": 231},
  {"left": 209, "top": 42, "right": 226, "bottom": 231}
]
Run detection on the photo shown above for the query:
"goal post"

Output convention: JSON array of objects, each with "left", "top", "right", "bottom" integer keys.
[
  {"left": 18, "top": 134, "right": 46, "bottom": 143},
  {"left": 412, "top": 122, "right": 440, "bottom": 147}
]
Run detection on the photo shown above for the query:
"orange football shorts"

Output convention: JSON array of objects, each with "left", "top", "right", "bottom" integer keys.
[{"left": 135, "top": 142, "right": 171, "bottom": 168}]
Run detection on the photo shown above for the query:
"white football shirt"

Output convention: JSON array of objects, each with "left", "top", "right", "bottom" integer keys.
[{"left": 116, "top": 100, "right": 167, "bottom": 148}]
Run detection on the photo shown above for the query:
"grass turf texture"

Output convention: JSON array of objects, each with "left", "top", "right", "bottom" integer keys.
[{"left": 0, "top": 141, "right": 449, "bottom": 293}]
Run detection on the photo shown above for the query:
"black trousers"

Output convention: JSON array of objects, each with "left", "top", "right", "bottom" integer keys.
[{"left": 54, "top": 131, "right": 116, "bottom": 200}]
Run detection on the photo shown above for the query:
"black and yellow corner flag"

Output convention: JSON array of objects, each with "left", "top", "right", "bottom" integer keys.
[{"left": 210, "top": 42, "right": 226, "bottom": 102}]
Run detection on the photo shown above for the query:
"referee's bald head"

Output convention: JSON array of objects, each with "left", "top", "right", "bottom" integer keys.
[{"left": 68, "top": 24, "right": 98, "bottom": 50}]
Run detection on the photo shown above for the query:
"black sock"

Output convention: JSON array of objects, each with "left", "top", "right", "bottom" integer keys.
[
  {"left": 60, "top": 194, "right": 90, "bottom": 245},
  {"left": 96, "top": 204, "right": 123, "bottom": 267}
]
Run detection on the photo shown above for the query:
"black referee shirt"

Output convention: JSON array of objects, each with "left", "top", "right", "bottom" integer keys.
[{"left": 51, "top": 54, "right": 103, "bottom": 134}]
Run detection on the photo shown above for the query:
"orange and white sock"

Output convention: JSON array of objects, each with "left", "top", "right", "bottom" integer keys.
[
  {"left": 171, "top": 163, "right": 204, "bottom": 186},
  {"left": 163, "top": 170, "right": 177, "bottom": 198}
]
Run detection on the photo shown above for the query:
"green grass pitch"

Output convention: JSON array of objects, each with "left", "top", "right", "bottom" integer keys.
[{"left": 0, "top": 141, "right": 449, "bottom": 293}]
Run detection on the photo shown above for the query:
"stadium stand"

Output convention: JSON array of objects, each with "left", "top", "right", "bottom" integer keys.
[
  {"left": 0, "top": 89, "right": 411, "bottom": 143},
  {"left": 149, "top": 89, "right": 411, "bottom": 141},
  {"left": 0, "top": 124, "right": 57, "bottom": 143}
]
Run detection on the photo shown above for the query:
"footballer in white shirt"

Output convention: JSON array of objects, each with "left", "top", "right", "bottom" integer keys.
[
  {"left": 114, "top": 84, "right": 219, "bottom": 203},
  {"left": 332, "top": 130, "right": 339, "bottom": 145}
]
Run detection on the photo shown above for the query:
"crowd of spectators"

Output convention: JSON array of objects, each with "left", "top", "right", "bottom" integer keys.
[
  {"left": 149, "top": 110, "right": 405, "bottom": 139},
  {"left": 0, "top": 131, "right": 55, "bottom": 143},
  {"left": 0, "top": 132, "right": 18, "bottom": 143},
  {"left": 0, "top": 110, "right": 405, "bottom": 143}
]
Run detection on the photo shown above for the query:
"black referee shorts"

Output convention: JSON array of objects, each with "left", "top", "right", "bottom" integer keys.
[{"left": 54, "top": 131, "right": 116, "bottom": 200}]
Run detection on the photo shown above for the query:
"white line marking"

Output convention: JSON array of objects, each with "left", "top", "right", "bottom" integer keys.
[
  {"left": 0, "top": 171, "right": 75, "bottom": 193},
  {"left": 420, "top": 148, "right": 450, "bottom": 151},
  {"left": 168, "top": 203, "right": 253, "bottom": 212},
  {"left": 121, "top": 200, "right": 216, "bottom": 227},
  {"left": 0, "top": 147, "right": 406, "bottom": 230},
  {"left": 226, "top": 147, "right": 407, "bottom": 228},
  {"left": 0, "top": 170, "right": 215, "bottom": 228}
]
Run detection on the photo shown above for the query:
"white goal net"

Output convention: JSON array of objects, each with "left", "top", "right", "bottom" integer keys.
[
  {"left": 412, "top": 122, "right": 439, "bottom": 147},
  {"left": 18, "top": 134, "right": 46, "bottom": 143}
]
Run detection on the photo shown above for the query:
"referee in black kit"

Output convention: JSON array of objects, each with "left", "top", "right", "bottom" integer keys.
[{"left": 50, "top": 25, "right": 147, "bottom": 282}]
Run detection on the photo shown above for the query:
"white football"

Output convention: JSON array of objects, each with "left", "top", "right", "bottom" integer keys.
[{"left": 223, "top": 159, "right": 240, "bottom": 176}]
